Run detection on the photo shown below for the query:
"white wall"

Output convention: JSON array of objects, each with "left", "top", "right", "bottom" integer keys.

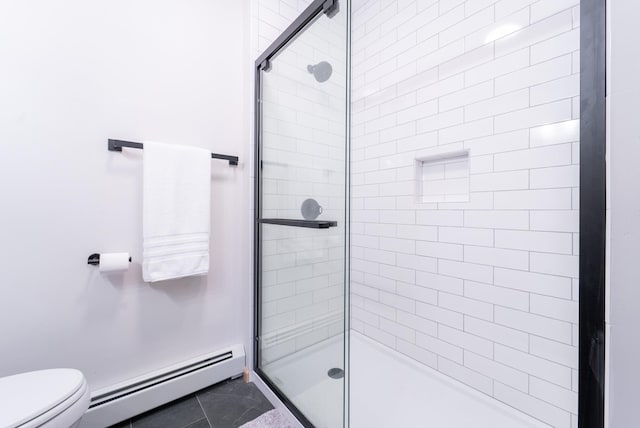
[
  {"left": 350, "top": 1, "right": 580, "bottom": 427},
  {"left": 0, "top": 0, "right": 252, "bottom": 392},
  {"left": 607, "top": 1, "right": 640, "bottom": 427}
]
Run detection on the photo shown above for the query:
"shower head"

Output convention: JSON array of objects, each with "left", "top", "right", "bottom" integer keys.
[{"left": 307, "top": 61, "right": 333, "bottom": 83}]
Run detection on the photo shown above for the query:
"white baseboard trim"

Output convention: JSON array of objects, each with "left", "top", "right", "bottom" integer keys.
[{"left": 80, "top": 344, "right": 245, "bottom": 428}]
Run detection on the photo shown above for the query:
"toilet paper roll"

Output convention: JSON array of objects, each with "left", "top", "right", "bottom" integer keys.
[{"left": 99, "top": 253, "right": 131, "bottom": 272}]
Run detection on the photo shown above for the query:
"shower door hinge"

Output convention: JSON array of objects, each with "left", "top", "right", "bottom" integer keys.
[{"left": 322, "top": 0, "right": 339, "bottom": 18}]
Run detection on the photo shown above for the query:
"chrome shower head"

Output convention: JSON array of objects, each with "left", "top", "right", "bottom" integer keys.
[{"left": 307, "top": 61, "right": 333, "bottom": 83}]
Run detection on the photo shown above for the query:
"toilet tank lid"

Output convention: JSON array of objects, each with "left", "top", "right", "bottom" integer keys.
[{"left": 0, "top": 369, "right": 85, "bottom": 428}]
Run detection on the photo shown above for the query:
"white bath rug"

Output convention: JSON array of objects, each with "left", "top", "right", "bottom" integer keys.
[{"left": 240, "top": 409, "right": 293, "bottom": 428}]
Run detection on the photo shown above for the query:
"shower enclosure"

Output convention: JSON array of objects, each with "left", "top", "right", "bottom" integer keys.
[{"left": 254, "top": 0, "right": 605, "bottom": 427}]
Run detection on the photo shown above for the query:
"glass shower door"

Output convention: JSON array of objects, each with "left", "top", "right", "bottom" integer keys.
[{"left": 254, "top": 1, "right": 348, "bottom": 427}]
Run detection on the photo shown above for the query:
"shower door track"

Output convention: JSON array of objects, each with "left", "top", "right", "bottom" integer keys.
[{"left": 255, "top": 0, "right": 337, "bottom": 72}]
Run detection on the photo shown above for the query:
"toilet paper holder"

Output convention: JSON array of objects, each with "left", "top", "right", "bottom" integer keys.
[{"left": 87, "top": 253, "right": 132, "bottom": 266}]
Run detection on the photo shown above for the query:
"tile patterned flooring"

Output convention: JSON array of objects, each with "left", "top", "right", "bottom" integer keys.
[{"left": 109, "top": 377, "right": 274, "bottom": 428}]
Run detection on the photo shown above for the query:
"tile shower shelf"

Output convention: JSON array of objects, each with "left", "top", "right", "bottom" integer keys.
[{"left": 258, "top": 218, "right": 338, "bottom": 228}]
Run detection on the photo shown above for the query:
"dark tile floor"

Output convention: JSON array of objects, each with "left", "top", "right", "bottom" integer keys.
[{"left": 109, "top": 377, "right": 274, "bottom": 428}]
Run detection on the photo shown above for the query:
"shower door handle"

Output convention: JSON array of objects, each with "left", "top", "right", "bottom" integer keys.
[{"left": 258, "top": 218, "right": 338, "bottom": 229}]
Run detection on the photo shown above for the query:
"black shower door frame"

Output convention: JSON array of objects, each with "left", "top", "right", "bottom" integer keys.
[
  {"left": 253, "top": 1, "right": 343, "bottom": 427},
  {"left": 578, "top": 0, "right": 606, "bottom": 427}
]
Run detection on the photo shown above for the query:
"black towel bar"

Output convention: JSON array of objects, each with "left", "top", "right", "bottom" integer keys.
[{"left": 108, "top": 139, "right": 239, "bottom": 166}]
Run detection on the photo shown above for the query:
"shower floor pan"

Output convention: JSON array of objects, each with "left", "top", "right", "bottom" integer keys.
[{"left": 265, "top": 332, "right": 551, "bottom": 428}]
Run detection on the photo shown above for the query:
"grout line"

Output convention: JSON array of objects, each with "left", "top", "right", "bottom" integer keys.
[
  {"left": 195, "top": 395, "right": 213, "bottom": 428},
  {"left": 182, "top": 418, "right": 210, "bottom": 428}
]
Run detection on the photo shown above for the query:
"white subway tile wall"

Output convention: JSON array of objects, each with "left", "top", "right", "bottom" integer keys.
[
  {"left": 351, "top": 0, "right": 579, "bottom": 427},
  {"left": 254, "top": 0, "right": 348, "bottom": 365}
]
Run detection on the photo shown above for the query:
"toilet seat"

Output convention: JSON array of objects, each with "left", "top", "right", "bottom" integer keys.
[{"left": 0, "top": 369, "right": 90, "bottom": 428}]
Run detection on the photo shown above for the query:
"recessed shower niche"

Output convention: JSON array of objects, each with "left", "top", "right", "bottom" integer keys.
[{"left": 415, "top": 150, "right": 470, "bottom": 204}]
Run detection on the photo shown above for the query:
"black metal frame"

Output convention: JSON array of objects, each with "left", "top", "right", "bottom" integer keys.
[
  {"left": 255, "top": 0, "right": 338, "bottom": 72},
  {"left": 253, "top": 1, "right": 340, "bottom": 427},
  {"left": 579, "top": 1, "right": 606, "bottom": 427},
  {"left": 108, "top": 139, "right": 239, "bottom": 166},
  {"left": 258, "top": 219, "right": 338, "bottom": 229}
]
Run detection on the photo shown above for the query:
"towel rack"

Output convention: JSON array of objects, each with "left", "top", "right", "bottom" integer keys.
[{"left": 108, "top": 139, "right": 239, "bottom": 166}]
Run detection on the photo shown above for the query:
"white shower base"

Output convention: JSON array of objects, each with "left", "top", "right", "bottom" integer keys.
[
  {"left": 350, "top": 332, "right": 549, "bottom": 428},
  {"left": 265, "top": 331, "right": 551, "bottom": 428}
]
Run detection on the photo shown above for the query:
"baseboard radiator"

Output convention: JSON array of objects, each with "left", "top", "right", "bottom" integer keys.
[{"left": 79, "top": 344, "right": 245, "bottom": 428}]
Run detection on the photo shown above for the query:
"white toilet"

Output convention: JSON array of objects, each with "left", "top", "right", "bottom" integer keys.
[{"left": 0, "top": 369, "right": 90, "bottom": 428}]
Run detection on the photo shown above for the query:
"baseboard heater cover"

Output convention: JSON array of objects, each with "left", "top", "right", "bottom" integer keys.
[{"left": 79, "top": 344, "right": 245, "bottom": 428}]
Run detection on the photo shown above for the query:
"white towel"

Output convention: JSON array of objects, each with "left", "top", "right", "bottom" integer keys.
[{"left": 142, "top": 141, "right": 211, "bottom": 282}]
